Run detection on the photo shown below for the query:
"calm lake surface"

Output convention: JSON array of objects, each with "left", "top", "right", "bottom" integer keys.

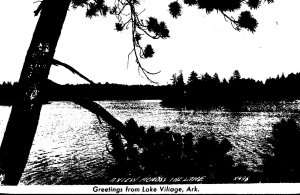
[{"left": 1, "top": 100, "right": 300, "bottom": 184}]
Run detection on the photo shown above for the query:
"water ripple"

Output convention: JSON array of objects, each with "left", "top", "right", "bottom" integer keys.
[{"left": 0, "top": 100, "right": 299, "bottom": 184}]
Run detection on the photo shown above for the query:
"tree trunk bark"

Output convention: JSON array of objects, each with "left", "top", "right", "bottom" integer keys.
[{"left": 0, "top": 0, "right": 71, "bottom": 185}]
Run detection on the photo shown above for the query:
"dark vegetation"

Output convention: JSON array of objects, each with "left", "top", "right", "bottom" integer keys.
[
  {"left": 105, "top": 118, "right": 300, "bottom": 183},
  {"left": 2, "top": 70, "right": 300, "bottom": 107},
  {"left": 261, "top": 118, "right": 300, "bottom": 182},
  {"left": 162, "top": 70, "right": 300, "bottom": 109},
  {"left": 0, "top": 82, "right": 172, "bottom": 105},
  {"left": 0, "top": 82, "right": 16, "bottom": 105},
  {"left": 106, "top": 118, "right": 239, "bottom": 183},
  {"left": 45, "top": 83, "right": 171, "bottom": 101}
]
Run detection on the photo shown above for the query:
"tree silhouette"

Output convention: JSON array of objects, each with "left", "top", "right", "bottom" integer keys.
[
  {"left": 0, "top": 0, "right": 274, "bottom": 185},
  {"left": 164, "top": 70, "right": 288, "bottom": 109},
  {"left": 187, "top": 71, "right": 199, "bottom": 85},
  {"left": 162, "top": 71, "right": 186, "bottom": 107},
  {"left": 230, "top": 70, "right": 241, "bottom": 82},
  {"left": 262, "top": 118, "right": 300, "bottom": 182},
  {"left": 212, "top": 73, "right": 220, "bottom": 84}
]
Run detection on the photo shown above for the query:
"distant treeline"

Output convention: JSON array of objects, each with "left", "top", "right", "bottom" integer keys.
[
  {"left": 0, "top": 82, "right": 172, "bottom": 105},
  {"left": 1, "top": 70, "right": 300, "bottom": 106},
  {"left": 161, "top": 70, "right": 300, "bottom": 108}
]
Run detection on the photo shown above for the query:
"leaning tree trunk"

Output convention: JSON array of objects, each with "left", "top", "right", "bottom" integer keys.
[{"left": 0, "top": 0, "right": 71, "bottom": 185}]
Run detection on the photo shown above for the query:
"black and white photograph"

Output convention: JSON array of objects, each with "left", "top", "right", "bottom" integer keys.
[{"left": 0, "top": 0, "right": 300, "bottom": 193}]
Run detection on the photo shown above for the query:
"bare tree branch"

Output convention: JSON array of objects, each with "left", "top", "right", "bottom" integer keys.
[
  {"left": 51, "top": 59, "right": 104, "bottom": 122},
  {"left": 33, "top": 0, "right": 44, "bottom": 16},
  {"left": 52, "top": 59, "right": 95, "bottom": 84},
  {"left": 221, "top": 11, "right": 240, "bottom": 31},
  {"left": 46, "top": 79, "right": 128, "bottom": 138}
]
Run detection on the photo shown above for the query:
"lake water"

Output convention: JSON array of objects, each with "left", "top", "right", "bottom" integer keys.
[{"left": 0, "top": 100, "right": 300, "bottom": 184}]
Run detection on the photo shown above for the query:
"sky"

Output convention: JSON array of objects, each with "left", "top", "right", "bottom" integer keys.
[{"left": 0, "top": 0, "right": 300, "bottom": 85}]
